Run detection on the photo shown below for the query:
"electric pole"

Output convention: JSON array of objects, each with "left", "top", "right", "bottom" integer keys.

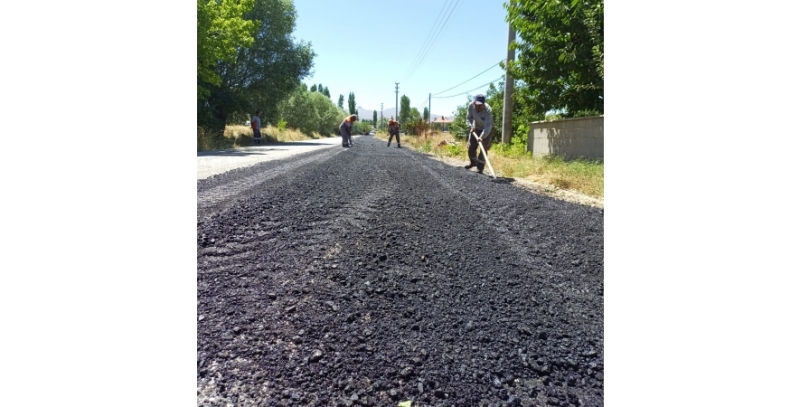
[
  {"left": 395, "top": 83, "right": 399, "bottom": 122},
  {"left": 429, "top": 93, "right": 432, "bottom": 127},
  {"left": 502, "top": 18, "right": 516, "bottom": 144}
]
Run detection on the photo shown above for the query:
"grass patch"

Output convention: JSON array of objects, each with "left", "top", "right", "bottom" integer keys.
[
  {"left": 197, "top": 125, "right": 336, "bottom": 152},
  {"left": 399, "top": 131, "right": 604, "bottom": 198}
]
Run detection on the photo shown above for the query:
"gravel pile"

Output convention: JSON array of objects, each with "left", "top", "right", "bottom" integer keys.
[{"left": 197, "top": 136, "right": 604, "bottom": 406}]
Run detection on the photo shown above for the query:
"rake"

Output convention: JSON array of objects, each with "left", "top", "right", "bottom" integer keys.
[{"left": 470, "top": 131, "right": 496, "bottom": 179}]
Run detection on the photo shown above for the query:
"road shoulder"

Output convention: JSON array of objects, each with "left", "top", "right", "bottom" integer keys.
[{"left": 426, "top": 154, "right": 604, "bottom": 209}]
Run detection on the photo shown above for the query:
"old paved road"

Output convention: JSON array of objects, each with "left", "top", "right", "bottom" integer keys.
[{"left": 197, "top": 135, "right": 604, "bottom": 407}]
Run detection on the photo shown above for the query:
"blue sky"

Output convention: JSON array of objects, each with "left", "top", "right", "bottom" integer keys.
[{"left": 292, "top": 0, "right": 512, "bottom": 119}]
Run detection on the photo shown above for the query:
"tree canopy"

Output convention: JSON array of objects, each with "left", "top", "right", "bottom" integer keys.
[
  {"left": 278, "top": 88, "right": 344, "bottom": 135},
  {"left": 197, "top": 0, "right": 256, "bottom": 100},
  {"left": 399, "top": 95, "right": 411, "bottom": 124},
  {"left": 506, "top": 0, "right": 603, "bottom": 118},
  {"left": 198, "top": 0, "right": 315, "bottom": 130},
  {"left": 347, "top": 92, "right": 356, "bottom": 115}
]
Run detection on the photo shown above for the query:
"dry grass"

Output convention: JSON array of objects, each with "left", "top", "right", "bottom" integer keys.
[
  {"left": 197, "top": 125, "right": 336, "bottom": 152},
  {"left": 226, "top": 125, "right": 334, "bottom": 144},
  {"left": 395, "top": 130, "right": 604, "bottom": 199}
]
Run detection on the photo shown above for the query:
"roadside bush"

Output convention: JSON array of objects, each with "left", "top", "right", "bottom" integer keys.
[
  {"left": 277, "top": 118, "right": 288, "bottom": 132},
  {"left": 279, "top": 90, "right": 319, "bottom": 134},
  {"left": 310, "top": 92, "right": 341, "bottom": 136},
  {"left": 197, "top": 126, "right": 233, "bottom": 152},
  {"left": 354, "top": 120, "right": 372, "bottom": 134}
]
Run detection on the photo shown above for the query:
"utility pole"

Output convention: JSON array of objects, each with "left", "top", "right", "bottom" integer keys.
[
  {"left": 502, "top": 18, "right": 516, "bottom": 144},
  {"left": 395, "top": 83, "right": 399, "bottom": 123},
  {"left": 429, "top": 93, "right": 432, "bottom": 127}
]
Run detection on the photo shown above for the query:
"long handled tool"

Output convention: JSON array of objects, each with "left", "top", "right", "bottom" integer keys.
[{"left": 470, "top": 131, "right": 496, "bottom": 179}]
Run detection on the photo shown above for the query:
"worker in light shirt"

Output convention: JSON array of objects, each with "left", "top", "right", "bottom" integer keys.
[{"left": 464, "top": 94, "right": 493, "bottom": 174}]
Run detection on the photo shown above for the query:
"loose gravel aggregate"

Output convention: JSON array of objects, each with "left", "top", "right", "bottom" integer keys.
[{"left": 197, "top": 135, "right": 604, "bottom": 407}]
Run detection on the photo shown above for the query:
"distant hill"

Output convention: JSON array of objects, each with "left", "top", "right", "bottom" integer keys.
[{"left": 355, "top": 106, "right": 452, "bottom": 122}]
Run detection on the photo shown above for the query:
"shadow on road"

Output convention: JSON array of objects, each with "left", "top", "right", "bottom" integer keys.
[
  {"left": 270, "top": 141, "right": 336, "bottom": 147},
  {"left": 197, "top": 140, "right": 343, "bottom": 157},
  {"left": 491, "top": 177, "right": 516, "bottom": 184},
  {"left": 197, "top": 148, "right": 290, "bottom": 157}
]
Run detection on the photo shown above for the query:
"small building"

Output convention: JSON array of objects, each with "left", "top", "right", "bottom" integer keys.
[{"left": 431, "top": 116, "right": 453, "bottom": 132}]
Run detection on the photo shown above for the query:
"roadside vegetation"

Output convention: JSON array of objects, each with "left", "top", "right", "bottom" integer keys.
[
  {"left": 381, "top": 130, "right": 604, "bottom": 199},
  {"left": 197, "top": 124, "right": 335, "bottom": 151},
  {"left": 197, "top": 117, "right": 374, "bottom": 152}
]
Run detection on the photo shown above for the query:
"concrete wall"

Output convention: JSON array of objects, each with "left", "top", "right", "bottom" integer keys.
[{"left": 528, "top": 116, "right": 603, "bottom": 161}]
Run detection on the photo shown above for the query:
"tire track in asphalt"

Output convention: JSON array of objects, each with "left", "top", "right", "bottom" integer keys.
[
  {"left": 197, "top": 143, "right": 399, "bottom": 297},
  {"left": 197, "top": 135, "right": 605, "bottom": 406},
  {"left": 197, "top": 147, "right": 345, "bottom": 221}
]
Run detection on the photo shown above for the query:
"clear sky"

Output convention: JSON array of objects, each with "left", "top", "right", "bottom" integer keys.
[{"left": 291, "top": 0, "right": 512, "bottom": 119}]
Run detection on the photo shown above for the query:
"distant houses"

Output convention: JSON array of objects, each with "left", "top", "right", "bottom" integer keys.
[{"left": 431, "top": 116, "right": 453, "bottom": 132}]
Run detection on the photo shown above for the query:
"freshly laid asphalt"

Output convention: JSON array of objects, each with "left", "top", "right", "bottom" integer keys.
[{"left": 197, "top": 135, "right": 604, "bottom": 406}]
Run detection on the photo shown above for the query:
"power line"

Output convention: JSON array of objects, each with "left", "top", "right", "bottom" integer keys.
[
  {"left": 398, "top": 0, "right": 454, "bottom": 82},
  {"left": 404, "top": 0, "right": 463, "bottom": 81},
  {"left": 431, "top": 60, "right": 503, "bottom": 96},
  {"left": 400, "top": 0, "right": 463, "bottom": 82},
  {"left": 417, "top": 98, "right": 428, "bottom": 112},
  {"left": 431, "top": 77, "right": 503, "bottom": 99}
]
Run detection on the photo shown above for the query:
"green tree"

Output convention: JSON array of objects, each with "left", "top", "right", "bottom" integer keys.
[
  {"left": 506, "top": 0, "right": 603, "bottom": 117},
  {"left": 310, "top": 84, "right": 317, "bottom": 92},
  {"left": 197, "top": 0, "right": 256, "bottom": 100},
  {"left": 377, "top": 117, "right": 388, "bottom": 131},
  {"left": 372, "top": 110, "right": 377, "bottom": 126},
  {"left": 399, "top": 95, "right": 410, "bottom": 124},
  {"left": 348, "top": 92, "right": 356, "bottom": 115},
  {"left": 481, "top": 82, "right": 506, "bottom": 143},
  {"left": 198, "top": 0, "right": 314, "bottom": 130},
  {"left": 337, "top": 94, "right": 344, "bottom": 109},
  {"left": 585, "top": 1, "right": 603, "bottom": 80},
  {"left": 449, "top": 98, "right": 471, "bottom": 140},
  {"left": 323, "top": 87, "right": 330, "bottom": 98},
  {"left": 309, "top": 91, "right": 341, "bottom": 135},
  {"left": 279, "top": 87, "right": 342, "bottom": 136},
  {"left": 279, "top": 88, "right": 317, "bottom": 134},
  {"left": 423, "top": 107, "right": 429, "bottom": 123},
  {"left": 355, "top": 120, "right": 372, "bottom": 135}
]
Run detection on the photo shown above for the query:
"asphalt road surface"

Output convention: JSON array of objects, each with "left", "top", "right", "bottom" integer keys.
[
  {"left": 197, "top": 136, "right": 356, "bottom": 180},
  {"left": 197, "top": 135, "right": 604, "bottom": 406}
]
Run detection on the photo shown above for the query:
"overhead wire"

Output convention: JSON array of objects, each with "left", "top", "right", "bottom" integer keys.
[
  {"left": 404, "top": 0, "right": 463, "bottom": 81},
  {"left": 430, "top": 60, "right": 504, "bottom": 96},
  {"left": 431, "top": 76, "right": 503, "bottom": 99},
  {"left": 398, "top": 0, "right": 454, "bottom": 82},
  {"left": 417, "top": 98, "right": 429, "bottom": 116},
  {"left": 400, "top": 0, "right": 463, "bottom": 82}
]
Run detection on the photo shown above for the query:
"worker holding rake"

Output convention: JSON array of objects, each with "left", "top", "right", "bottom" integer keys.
[
  {"left": 464, "top": 94, "right": 494, "bottom": 174},
  {"left": 339, "top": 114, "right": 357, "bottom": 147},
  {"left": 387, "top": 119, "right": 401, "bottom": 147}
]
